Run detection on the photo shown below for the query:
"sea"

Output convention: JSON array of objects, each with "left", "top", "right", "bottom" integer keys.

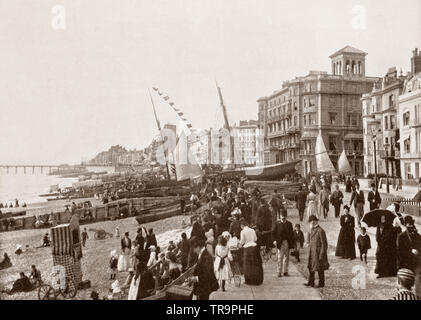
[{"left": 0, "top": 166, "right": 115, "bottom": 206}]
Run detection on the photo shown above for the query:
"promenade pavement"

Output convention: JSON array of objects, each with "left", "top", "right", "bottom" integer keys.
[{"left": 211, "top": 255, "right": 321, "bottom": 300}]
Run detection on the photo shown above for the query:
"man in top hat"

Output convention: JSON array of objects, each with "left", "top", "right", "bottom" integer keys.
[
  {"left": 305, "top": 215, "right": 329, "bottom": 288},
  {"left": 272, "top": 208, "right": 294, "bottom": 277},
  {"left": 389, "top": 268, "right": 418, "bottom": 300},
  {"left": 397, "top": 215, "right": 421, "bottom": 298}
]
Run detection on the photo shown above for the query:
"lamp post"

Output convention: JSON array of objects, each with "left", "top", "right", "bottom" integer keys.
[
  {"left": 372, "top": 135, "right": 378, "bottom": 191},
  {"left": 385, "top": 144, "right": 390, "bottom": 193}
]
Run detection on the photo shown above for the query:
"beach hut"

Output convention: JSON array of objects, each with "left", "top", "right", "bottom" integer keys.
[{"left": 50, "top": 215, "right": 83, "bottom": 288}]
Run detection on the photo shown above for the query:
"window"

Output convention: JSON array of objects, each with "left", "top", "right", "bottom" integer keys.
[
  {"left": 390, "top": 115, "right": 395, "bottom": 130},
  {"left": 329, "top": 112, "right": 337, "bottom": 125},
  {"left": 309, "top": 98, "right": 316, "bottom": 107},
  {"left": 389, "top": 94, "right": 395, "bottom": 107},
  {"left": 329, "top": 136, "right": 337, "bottom": 152},
  {"left": 384, "top": 116, "right": 388, "bottom": 130},
  {"left": 294, "top": 102, "right": 297, "bottom": 111},
  {"left": 303, "top": 115, "right": 307, "bottom": 126},
  {"left": 404, "top": 138, "right": 411, "bottom": 153},
  {"left": 347, "top": 113, "right": 359, "bottom": 126},
  {"left": 294, "top": 116, "right": 297, "bottom": 126},
  {"left": 405, "top": 163, "right": 412, "bottom": 179},
  {"left": 304, "top": 99, "right": 307, "bottom": 108},
  {"left": 403, "top": 112, "right": 410, "bottom": 126},
  {"left": 385, "top": 137, "right": 389, "bottom": 145}
]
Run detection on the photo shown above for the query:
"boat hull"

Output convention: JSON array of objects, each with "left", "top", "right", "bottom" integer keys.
[{"left": 222, "top": 161, "right": 300, "bottom": 181}]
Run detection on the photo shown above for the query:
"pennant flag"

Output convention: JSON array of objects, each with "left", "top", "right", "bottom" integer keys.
[{"left": 152, "top": 87, "right": 195, "bottom": 132}]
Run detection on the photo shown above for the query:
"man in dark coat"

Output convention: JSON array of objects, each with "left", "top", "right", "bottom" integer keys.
[
  {"left": 367, "top": 183, "right": 381, "bottom": 211},
  {"left": 272, "top": 208, "right": 294, "bottom": 277},
  {"left": 190, "top": 238, "right": 219, "bottom": 300},
  {"left": 256, "top": 198, "right": 273, "bottom": 251},
  {"left": 269, "top": 189, "right": 281, "bottom": 219},
  {"left": 397, "top": 216, "right": 421, "bottom": 297},
  {"left": 305, "top": 215, "right": 329, "bottom": 288},
  {"left": 295, "top": 186, "right": 308, "bottom": 222},
  {"left": 330, "top": 184, "right": 343, "bottom": 218}
]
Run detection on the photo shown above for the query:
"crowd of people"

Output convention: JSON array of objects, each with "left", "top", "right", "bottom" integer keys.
[{"left": 2, "top": 172, "right": 421, "bottom": 301}]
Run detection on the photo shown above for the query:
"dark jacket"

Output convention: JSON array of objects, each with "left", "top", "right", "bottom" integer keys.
[
  {"left": 257, "top": 204, "right": 272, "bottom": 232},
  {"left": 307, "top": 225, "right": 329, "bottom": 272},
  {"left": 272, "top": 219, "right": 294, "bottom": 249},
  {"left": 350, "top": 190, "right": 365, "bottom": 208},
  {"left": 397, "top": 230, "right": 421, "bottom": 271},
  {"left": 367, "top": 190, "right": 381, "bottom": 211},
  {"left": 293, "top": 230, "right": 305, "bottom": 248},
  {"left": 193, "top": 249, "right": 219, "bottom": 298},
  {"left": 146, "top": 234, "right": 157, "bottom": 249},
  {"left": 295, "top": 191, "right": 308, "bottom": 210},
  {"left": 121, "top": 237, "right": 132, "bottom": 251}
]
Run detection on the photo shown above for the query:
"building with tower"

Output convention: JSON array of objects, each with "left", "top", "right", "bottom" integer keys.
[{"left": 258, "top": 46, "right": 379, "bottom": 176}]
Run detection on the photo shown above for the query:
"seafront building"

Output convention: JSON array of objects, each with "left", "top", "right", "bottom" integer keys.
[
  {"left": 398, "top": 48, "right": 421, "bottom": 181},
  {"left": 361, "top": 67, "right": 406, "bottom": 178},
  {"left": 258, "top": 46, "right": 379, "bottom": 176}
]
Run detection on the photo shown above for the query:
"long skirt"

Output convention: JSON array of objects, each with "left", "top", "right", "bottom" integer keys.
[
  {"left": 335, "top": 228, "right": 356, "bottom": 259},
  {"left": 128, "top": 277, "right": 140, "bottom": 300},
  {"left": 307, "top": 201, "right": 318, "bottom": 220},
  {"left": 214, "top": 257, "right": 232, "bottom": 281},
  {"left": 242, "top": 246, "right": 263, "bottom": 285},
  {"left": 118, "top": 249, "right": 130, "bottom": 272}
]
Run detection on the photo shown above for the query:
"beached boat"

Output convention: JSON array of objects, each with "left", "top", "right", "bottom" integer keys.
[
  {"left": 222, "top": 160, "right": 301, "bottom": 181},
  {"left": 142, "top": 264, "right": 195, "bottom": 300}
]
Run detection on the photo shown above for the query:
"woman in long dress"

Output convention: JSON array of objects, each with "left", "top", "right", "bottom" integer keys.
[
  {"left": 214, "top": 235, "right": 232, "bottom": 291},
  {"left": 307, "top": 190, "right": 318, "bottom": 220},
  {"left": 335, "top": 205, "right": 356, "bottom": 259},
  {"left": 240, "top": 220, "right": 263, "bottom": 285},
  {"left": 375, "top": 215, "right": 398, "bottom": 278}
]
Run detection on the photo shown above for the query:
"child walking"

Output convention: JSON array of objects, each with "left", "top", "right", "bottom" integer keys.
[
  {"left": 357, "top": 227, "right": 371, "bottom": 264},
  {"left": 109, "top": 250, "right": 118, "bottom": 280}
]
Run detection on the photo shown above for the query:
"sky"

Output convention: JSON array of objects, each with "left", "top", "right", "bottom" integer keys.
[{"left": 0, "top": 0, "right": 420, "bottom": 165}]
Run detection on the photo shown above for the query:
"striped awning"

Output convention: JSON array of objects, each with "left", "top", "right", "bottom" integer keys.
[{"left": 51, "top": 224, "right": 72, "bottom": 256}]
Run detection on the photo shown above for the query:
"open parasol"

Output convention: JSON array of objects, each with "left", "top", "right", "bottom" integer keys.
[{"left": 361, "top": 209, "right": 397, "bottom": 227}]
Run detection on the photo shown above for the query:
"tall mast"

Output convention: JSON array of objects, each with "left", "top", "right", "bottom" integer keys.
[
  {"left": 216, "top": 81, "right": 235, "bottom": 166},
  {"left": 148, "top": 89, "right": 171, "bottom": 181}
]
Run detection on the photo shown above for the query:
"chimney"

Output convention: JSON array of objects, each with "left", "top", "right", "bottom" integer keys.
[{"left": 411, "top": 47, "right": 421, "bottom": 75}]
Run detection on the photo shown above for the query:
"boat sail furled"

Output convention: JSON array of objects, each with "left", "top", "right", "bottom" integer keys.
[
  {"left": 315, "top": 134, "right": 336, "bottom": 173},
  {"left": 337, "top": 149, "right": 352, "bottom": 173}
]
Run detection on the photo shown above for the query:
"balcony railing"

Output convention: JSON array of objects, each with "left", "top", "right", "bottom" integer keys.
[
  {"left": 345, "top": 149, "right": 363, "bottom": 157},
  {"left": 300, "top": 150, "right": 314, "bottom": 156},
  {"left": 410, "top": 119, "right": 421, "bottom": 128}
]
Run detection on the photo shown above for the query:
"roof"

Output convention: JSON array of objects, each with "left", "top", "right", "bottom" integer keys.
[{"left": 329, "top": 46, "right": 367, "bottom": 58}]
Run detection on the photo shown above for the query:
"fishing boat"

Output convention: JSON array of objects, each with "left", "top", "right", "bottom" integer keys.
[
  {"left": 142, "top": 264, "right": 195, "bottom": 300},
  {"left": 222, "top": 160, "right": 301, "bottom": 180}
]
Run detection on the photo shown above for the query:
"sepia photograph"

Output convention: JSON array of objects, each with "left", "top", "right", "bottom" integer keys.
[{"left": 0, "top": 0, "right": 421, "bottom": 310}]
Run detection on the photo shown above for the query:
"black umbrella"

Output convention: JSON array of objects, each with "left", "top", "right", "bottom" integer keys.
[{"left": 361, "top": 209, "right": 397, "bottom": 227}]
